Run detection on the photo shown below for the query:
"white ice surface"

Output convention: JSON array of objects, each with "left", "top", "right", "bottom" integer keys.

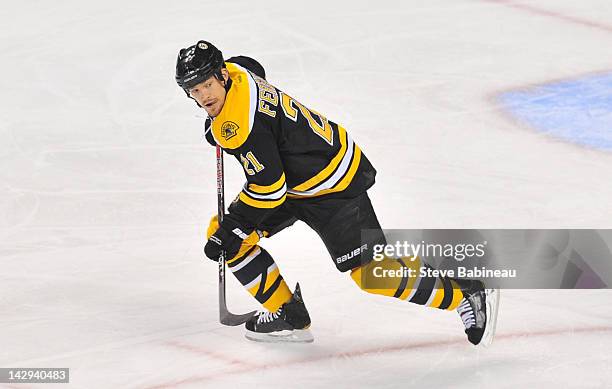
[{"left": 1, "top": 1, "right": 612, "bottom": 388}]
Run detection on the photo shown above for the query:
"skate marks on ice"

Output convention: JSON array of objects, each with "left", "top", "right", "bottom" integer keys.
[
  {"left": 141, "top": 325, "right": 612, "bottom": 389},
  {"left": 480, "top": 1, "right": 612, "bottom": 153},
  {"left": 479, "top": 0, "right": 612, "bottom": 35}
]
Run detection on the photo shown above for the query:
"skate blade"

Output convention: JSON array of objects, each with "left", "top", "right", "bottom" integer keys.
[
  {"left": 245, "top": 329, "right": 314, "bottom": 344},
  {"left": 480, "top": 288, "right": 500, "bottom": 347}
]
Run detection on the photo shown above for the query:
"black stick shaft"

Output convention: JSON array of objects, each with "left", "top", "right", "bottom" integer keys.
[
  {"left": 216, "top": 144, "right": 225, "bottom": 223},
  {"left": 216, "top": 145, "right": 227, "bottom": 322}
]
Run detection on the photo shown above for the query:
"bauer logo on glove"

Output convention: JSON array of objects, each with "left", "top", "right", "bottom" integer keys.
[{"left": 204, "top": 215, "right": 252, "bottom": 262}]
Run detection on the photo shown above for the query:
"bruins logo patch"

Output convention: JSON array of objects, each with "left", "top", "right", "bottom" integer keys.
[{"left": 221, "top": 121, "right": 239, "bottom": 140}]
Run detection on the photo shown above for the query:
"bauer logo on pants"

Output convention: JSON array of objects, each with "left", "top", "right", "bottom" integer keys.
[
  {"left": 336, "top": 244, "right": 368, "bottom": 264},
  {"left": 221, "top": 121, "right": 239, "bottom": 140}
]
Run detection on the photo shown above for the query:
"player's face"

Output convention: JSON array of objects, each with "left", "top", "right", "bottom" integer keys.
[{"left": 188, "top": 69, "right": 229, "bottom": 117}]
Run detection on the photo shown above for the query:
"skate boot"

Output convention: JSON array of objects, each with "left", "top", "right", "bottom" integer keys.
[
  {"left": 245, "top": 283, "right": 313, "bottom": 343},
  {"left": 455, "top": 279, "right": 500, "bottom": 347}
]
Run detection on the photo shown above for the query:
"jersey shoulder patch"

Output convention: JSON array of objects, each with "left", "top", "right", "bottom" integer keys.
[{"left": 211, "top": 63, "right": 258, "bottom": 149}]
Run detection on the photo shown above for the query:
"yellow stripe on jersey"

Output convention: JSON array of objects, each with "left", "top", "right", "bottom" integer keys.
[
  {"left": 210, "top": 63, "right": 257, "bottom": 150},
  {"left": 239, "top": 191, "right": 286, "bottom": 209},
  {"left": 292, "top": 125, "right": 348, "bottom": 192},
  {"left": 287, "top": 145, "right": 362, "bottom": 199},
  {"left": 248, "top": 173, "right": 286, "bottom": 194}
]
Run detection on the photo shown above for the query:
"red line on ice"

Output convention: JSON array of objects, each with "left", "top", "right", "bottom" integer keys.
[
  {"left": 480, "top": 0, "right": 612, "bottom": 34},
  {"left": 145, "top": 325, "right": 612, "bottom": 389},
  {"left": 163, "top": 340, "right": 259, "bottom": 369}
]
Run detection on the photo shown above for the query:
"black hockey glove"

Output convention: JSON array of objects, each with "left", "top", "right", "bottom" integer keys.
[{"left": 204, "top": 216, "right": 251, "bottom": 262}]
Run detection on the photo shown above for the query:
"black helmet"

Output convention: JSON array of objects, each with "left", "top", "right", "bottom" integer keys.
[{"left": 175, "top": 40, "right": 224, "bottom": 90}]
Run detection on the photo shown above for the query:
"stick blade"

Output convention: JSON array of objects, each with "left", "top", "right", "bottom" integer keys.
[{"left": 220, "top": 310, "right": 257, "bottom": 326}]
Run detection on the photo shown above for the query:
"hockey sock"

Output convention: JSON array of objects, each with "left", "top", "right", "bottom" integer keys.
[
  {"left": 350, "top": 256, "right": 464, "bottom": 310},
  {"left": 207, "top": 216, "right": 292, "bottom": 312},
  {"left": 228, "top": 244, "right": 292, "bottom": 312}
]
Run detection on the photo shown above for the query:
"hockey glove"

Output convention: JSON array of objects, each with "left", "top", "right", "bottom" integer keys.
[{"left": 204, "top": 216, "right": 251, "bottom": 262}]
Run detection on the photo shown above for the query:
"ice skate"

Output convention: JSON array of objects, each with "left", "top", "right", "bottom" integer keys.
[
  {"left": 245, "top": 283, "right": 314, "bottom": 343},
  {"left": 456, "top": 280, "right": 500, "bottom": 347}
]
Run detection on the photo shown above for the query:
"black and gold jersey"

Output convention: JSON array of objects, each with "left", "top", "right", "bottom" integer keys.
[{"left": 204, "top": 58, "right": 376, "bottom": 229}]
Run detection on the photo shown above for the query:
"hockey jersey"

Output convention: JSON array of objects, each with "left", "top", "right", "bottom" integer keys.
[{"left": 204, "top": 57, "right": 376, "bottom": 230}]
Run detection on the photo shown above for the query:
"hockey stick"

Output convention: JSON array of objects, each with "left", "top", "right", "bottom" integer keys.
[{"left": 216, "top": 144, "right": 256, "bottom": 326}]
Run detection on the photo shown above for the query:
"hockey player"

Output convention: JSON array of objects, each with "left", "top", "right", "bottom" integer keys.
[{"left": 175, "top": 40, "right": 499, "bottom": 345}]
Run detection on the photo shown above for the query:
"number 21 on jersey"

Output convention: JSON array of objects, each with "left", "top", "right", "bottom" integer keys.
[
  {"left": 280, "top": 92, "right": 333, "bottom": 146},
  {"left": 241, "top": 151, "right": 265, "bottom": 176},
  {"left": 254, "top": 76, "right": 334, "bottom": 146}
]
